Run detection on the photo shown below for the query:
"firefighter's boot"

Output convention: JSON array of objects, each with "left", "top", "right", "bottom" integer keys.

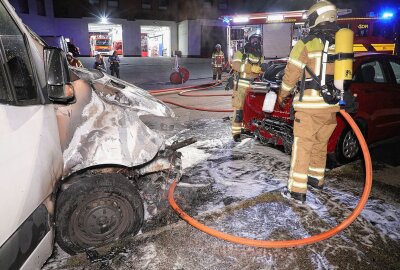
[
  {"left": 281, "top": 188, "right": 306, "bottom": 203},
  {"left": 307, "top": 176, "right": 324, "bottom": 190},
  {"left": 233, "top": 134, "right": 241, "bottom": 142}
]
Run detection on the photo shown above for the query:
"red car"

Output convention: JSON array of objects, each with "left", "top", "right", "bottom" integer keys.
[{"left": 243, "top": 53, "right": 400, "bottom": 165}]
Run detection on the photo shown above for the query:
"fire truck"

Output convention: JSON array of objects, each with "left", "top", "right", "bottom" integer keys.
[
  {"left": 90, "top": 34, "right": 113, "bottom": 56},
  {"left": 221, "top": 9, "right": 399, "bottom": 60}
]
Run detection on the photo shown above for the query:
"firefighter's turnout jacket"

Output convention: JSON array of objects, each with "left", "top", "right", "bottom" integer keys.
[
  {"left": 280, "top": 35, "right": 338, "bottom": 194},
  {"left": 231, "top": 50, "right": 264, "bottom": 137},
  {"left": 212, "top": 51, "right": 225, "bottom": 80}
]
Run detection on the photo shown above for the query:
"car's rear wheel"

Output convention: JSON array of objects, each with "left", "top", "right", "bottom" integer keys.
[
  {"left": 56, "top": 174, "right": 144, "bottom": 255},
  {"left": 336, "top": 126, "right": 361, "bottom": 164}
]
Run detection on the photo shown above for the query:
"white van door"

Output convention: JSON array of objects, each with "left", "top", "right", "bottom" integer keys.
[
  {"left": 0, "top": 1, "right": 63, "bottom": 269},
  {"left": 262, "top": 23, "right": 293, "bottom": 59}
]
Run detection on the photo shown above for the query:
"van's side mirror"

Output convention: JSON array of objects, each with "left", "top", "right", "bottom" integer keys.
[{"left": 44, "top": 47, "right": 75, "bottom": 103}]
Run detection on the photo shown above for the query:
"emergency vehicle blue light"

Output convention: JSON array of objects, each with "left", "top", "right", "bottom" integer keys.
[
  {"left": 382, "top": 12, "right": 393, "bottom": 19},
  {"left": 223, "top": 16, "right": 231, "bottom": 24}
]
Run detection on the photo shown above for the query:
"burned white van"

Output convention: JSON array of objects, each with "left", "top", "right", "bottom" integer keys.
[{"left": 0, "top": 1, "right": 181, "bottom": 268}]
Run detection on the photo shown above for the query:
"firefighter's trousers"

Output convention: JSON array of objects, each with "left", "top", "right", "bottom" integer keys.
[
  {"left": 213, "top": 67, "right": 223, "bottom": 81},
  {"left": 288, "top": 110, "right": 337, "bottom": 194},
  {"left": 231, "top": 79, "right": 251, "bottom": 137}
]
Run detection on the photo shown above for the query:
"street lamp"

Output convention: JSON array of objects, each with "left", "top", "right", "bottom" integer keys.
[{"left": 100, "top": 16, "right": 109, "bottom": 24}]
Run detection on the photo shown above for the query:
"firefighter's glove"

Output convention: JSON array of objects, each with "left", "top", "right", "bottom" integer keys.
[
  {"left": 277, "top": 95, "right": 288, "bottom": 109},
  {"left": 251, "top": 65, "right": 262, "bottom": 74}
]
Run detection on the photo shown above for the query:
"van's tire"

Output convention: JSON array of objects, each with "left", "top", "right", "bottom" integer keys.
[
  {"left": 55, "top": 174, "right": 144, "bottom": 255},
  {"left": 335, "top": 125, "right": 362, "bottom": 164}
]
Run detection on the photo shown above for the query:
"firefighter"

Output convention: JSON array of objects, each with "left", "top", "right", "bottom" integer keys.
[
  {"left": 278, "top": 1, "right": 340, "bottom": 203},
  {"left": 66, "top": 52, "right": 83, "bottom": 68},
  {"left": 212, "top": 44, "right": 225, "bottom": 83},
  {"left": 231, "top": 30, "right": 264, "bottom": 142}
]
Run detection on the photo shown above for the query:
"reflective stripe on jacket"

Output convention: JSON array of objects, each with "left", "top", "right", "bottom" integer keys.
[
  {"left": 231, "top": 50, "right": 264, "bottom": 80},
  {"left": 212, "top": 51, "right": 225, "bottom": 67},
  {"left": 281, "top": 37, "right": 338, "bottom": 112}
]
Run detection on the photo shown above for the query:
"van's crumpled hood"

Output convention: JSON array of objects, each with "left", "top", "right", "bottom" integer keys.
[{"left": 60, "top": 68, "right": 174, "bottom": 176}]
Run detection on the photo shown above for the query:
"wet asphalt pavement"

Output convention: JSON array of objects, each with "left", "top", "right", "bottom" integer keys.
[{"left": 42, "top": 58, "right": 400, "bottom": 270}]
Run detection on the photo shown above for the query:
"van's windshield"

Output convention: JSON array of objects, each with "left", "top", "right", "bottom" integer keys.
[{"left": 71, "top": 67, "right": 104, "bottom": 81}]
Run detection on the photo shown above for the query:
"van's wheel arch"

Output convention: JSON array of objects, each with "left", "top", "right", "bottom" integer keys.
[
  {"left": 335, "top": 119, "right": 367, "bottom": 164},
  {"left": 55, "top": 173, "right": 144, "bottom": 255}
]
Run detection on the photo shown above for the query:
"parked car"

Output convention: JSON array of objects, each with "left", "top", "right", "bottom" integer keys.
[
  {"left": 243, "top": 53, "right": 400, "bottom": 165},
  {"left": 67, "top": 41, "right": 80, "bottom": 56},
  {"left": 0, "top": 1, "right": 181, "bottom": 269}
]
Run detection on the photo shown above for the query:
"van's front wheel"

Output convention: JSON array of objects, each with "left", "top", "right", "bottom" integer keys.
[{"left": 56, "top": 174, "right": 144, "bottom": 255}]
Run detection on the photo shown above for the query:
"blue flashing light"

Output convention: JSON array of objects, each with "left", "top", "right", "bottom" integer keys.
[
  {"left": 223, "top": 16, "right": 231, "bottom": 25},
  {"left": 382, "top": 12, "right": 394, "bottom": 19}
]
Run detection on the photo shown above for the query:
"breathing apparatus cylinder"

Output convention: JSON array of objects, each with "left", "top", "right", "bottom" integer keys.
[{"left": 334, "top": 28, "right": 354, "bottom": 94}]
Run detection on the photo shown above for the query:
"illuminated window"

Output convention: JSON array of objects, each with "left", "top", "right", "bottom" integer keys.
[
  {"left": 159, "top": 0, "right": 168, "bottom": 10},
  {"left": 36, "top": 0, "right": 46, "bottom": 16},
  {"left": 18, "top": 0, "right": 29, "bottom": 14},
  {"left": 108, "top": 0, "right": 119, "bottom": 8},
  {"left": 142, "top": 0, "right": 151, "bottom": 9}
]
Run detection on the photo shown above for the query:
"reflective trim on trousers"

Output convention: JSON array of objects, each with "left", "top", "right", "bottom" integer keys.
[
  {"left": 309, "top": 167, "right": 325, "bottom": 173},
  {"left": 288, "top": 137, "right": 299, "bottom": 192},
  {"left": 288, "top": 57, "right": 306, "bottom": 69},
  {"left": 281, "top": 82, "right": 293, "bottom": 92},
  {"left": 292, "top": 172, "right": 308, "bottom": 180},
  {"left": 288, "top": 179, "right": 308, "bottom": 189}
]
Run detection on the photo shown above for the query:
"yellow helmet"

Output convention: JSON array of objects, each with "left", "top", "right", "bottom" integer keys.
[{"left": 305, "top": 1, "right": 337, "bottom": 28}]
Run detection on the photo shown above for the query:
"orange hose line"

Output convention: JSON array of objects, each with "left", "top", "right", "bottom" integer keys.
[
  {"left": 178, "top": 89, "right": 232, "bottom": 97},
  {"left": 149, "top": 69, "right": 232, "bottom": 95},
  {"left": 149, "top": 83, "right": 215, "bottom": 94},
  {"left": 162, "top": 100, "right": 233, "bottom": 112},
  {"left": 168, "top": 109, "right": 372, "bottom": 248}
]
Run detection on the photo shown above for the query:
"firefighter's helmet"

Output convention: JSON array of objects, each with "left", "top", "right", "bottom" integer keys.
[
  {"left": 305, "top": 0, "right": 337, "bottom": 29},
  {"left": 247, "top": 29, "right": 262, "bottom": 46},
  {"left": 244, "top": 29, "right": 262, "bottom": 57},
  {"left": 215, "top": 44, "right": 221, "bottom": 49}
]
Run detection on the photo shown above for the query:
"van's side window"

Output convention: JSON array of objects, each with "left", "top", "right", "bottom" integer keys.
[{"left": 0, "top": 2, "right": 38, "bottom": 104}]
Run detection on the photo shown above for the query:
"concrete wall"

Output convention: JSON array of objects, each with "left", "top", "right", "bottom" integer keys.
[{"left": 179, "top": 19, "right": 226, "bottom": 57}]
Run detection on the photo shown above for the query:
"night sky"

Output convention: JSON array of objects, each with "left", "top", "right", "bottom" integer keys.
[{"left": 239, "top": 0, "right": 400, "bottom": 17}]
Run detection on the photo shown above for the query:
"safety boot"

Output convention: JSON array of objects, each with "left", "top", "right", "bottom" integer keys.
[
  {"left": 233, "top": 134, "right": 241, "bottom": 142},
  {"left": 307, "top": 176, "right": 324, "bottom": 190},
  {"left": 281, "top": 188, "right": 306, "bottom": 203}
]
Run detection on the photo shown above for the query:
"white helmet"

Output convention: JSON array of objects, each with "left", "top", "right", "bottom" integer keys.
[
  {"left": 215, "top": 44, "right": 221, "bottom": 49},
  {"left": 305, "top": 1, "right": 337, "bottom": 29},
  {"left": 66, "top": 52, "right": 73, "bottom": 57}
]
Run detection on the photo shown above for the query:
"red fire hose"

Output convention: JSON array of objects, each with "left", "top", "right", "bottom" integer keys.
[
  {"left": 150, "top": 70, "right": 234, "bottom": 112},
  {"left": 167, "top": 109, "right": 373, "bottom": 248}
]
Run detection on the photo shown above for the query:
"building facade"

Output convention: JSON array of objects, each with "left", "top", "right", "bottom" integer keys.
[
  {"left": 10, "top": 0, "right": 238, "bottom": 57},
  {"left": 9, "top": 0, "right": 386, "bottom": 57}
]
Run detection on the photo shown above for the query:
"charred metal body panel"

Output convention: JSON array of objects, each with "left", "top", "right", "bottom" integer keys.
[{"left": 56, "top": 68, "right": 174, "bottom": 177}]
